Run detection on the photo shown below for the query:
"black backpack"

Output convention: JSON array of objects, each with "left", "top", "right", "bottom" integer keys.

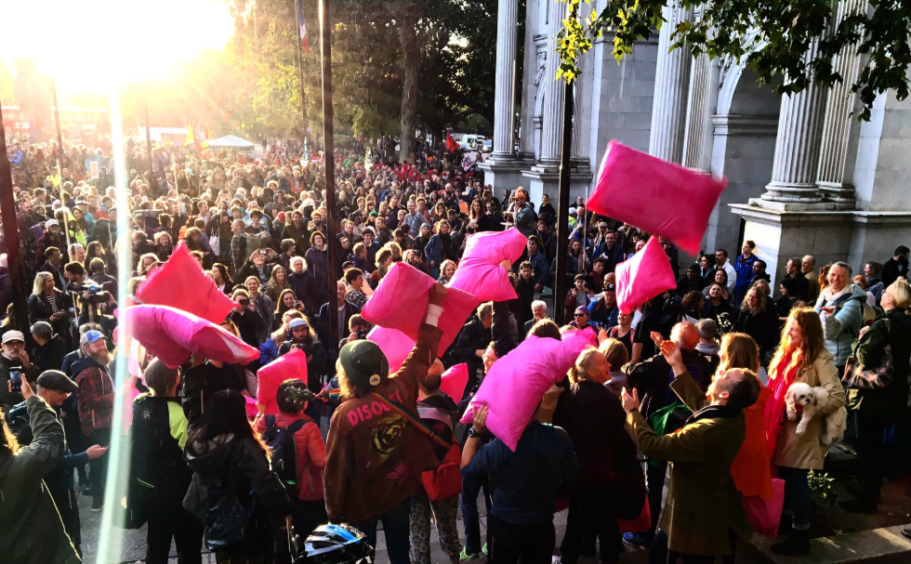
[{"left": 262, "top": 415, "right": 307, "bottom": 497}]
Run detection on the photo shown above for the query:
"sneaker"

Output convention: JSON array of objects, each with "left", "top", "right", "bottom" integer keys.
[
  {"left": 91, "top": 495, "right": 104, "bottom": 512},
  {"left": 551, "top": 556, "right": 562, "bottom": 564},
  {"left": 902, "top": 529, "right": 911, "bottom": 541},
  {"left": 482, "top": 544, "right": 488, "bottom": 556},
  {"left": 622, "top": 532, "right": 651, "bottom": 550},
  {"left": 459, "top": 548, "right": 480, "bottom": 561}
]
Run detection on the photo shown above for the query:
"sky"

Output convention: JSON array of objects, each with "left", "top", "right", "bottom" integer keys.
[{"left": 0, "top": 0, "right": 236, "bottom": 94}]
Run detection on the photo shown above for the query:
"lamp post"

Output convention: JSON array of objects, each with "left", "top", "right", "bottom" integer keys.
[{"left": 319, "top": 0, "right": 339, "bottom": 346}]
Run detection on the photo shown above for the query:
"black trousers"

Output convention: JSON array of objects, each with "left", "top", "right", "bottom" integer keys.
[
  {"left": 561, "top": 484, "right": 621, "bottom": 564},
  {"left": 646, "top": 461, "right": 667, "bottom": 535},
  {"left": 51, "top": 487, "right": 82, "bottom": 557},
  {"left": 488, "top": 514, "right": 555, "bottom": 564},
  {"left": 292, "top": 498, "right": 328, "bottom": 540},
  {"left": 146, "top": 498, "right": 204, "bottom": 564},
  {"left": 856, "top": 410, "right": 889, "bottom": 499},
  {"left": 88, "top": 428, "right": 111, "bottom": 496}
]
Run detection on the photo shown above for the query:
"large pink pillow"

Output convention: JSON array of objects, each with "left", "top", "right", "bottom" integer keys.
[
  {"left": 440, "top": 363, "right": 469, "bottom": 400},
  {"left": 116, "top": 305, "right": 260, "bottom": 369},
  {"left": 362, "top": 262, "right": 480, "bottom": 353},
  {"left": 362, "top": 262, "right": 435, "bottom": 339},
  {"left": 449, "top": 228, "right": 527, "bottom": 302},
  {"left": 615, "top": 237, "right": 677, "bottom": 314},
  {"left": 257, "top": 348, "right": 309, "bottom": 415},
  {"left": 137, "top": 241, "right": 237, "bottom": 324},
  {"left": 561, "top": 326, "right": 598, "bottom": 353},
  {"left": 588, "top": 141, "right": 726, "bottom": 255},
  {"left": 367, "top": 326, "right": 416, "bottom": 374},
  {"left": 459, "top": 335, "right": 580, "bottom": 450}
]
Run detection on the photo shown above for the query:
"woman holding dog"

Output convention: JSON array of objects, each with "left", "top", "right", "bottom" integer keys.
[
  {"left": 840, "top": 279, "right": 911, "bottom": 513},
  {"left": 764, "top": 307, "right": 845, "bottom": 556}
]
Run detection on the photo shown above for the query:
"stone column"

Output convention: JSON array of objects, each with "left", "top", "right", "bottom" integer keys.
[
  {"left": 761, "top": 40, "right": 829, "bottom": 205},
  {"left": 538, "top": 0, "right": 566, "bottom": 166},
  {"left": 649, "top": 2, "right": 693, "bottom": 164},
  {"left": 492, "top": 0, "right": 519, "bottom": 157},
  {"left": 816, "top": 0, "right": 866, "bottom": 206}
]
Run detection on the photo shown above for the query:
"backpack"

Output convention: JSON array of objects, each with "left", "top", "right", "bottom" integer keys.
[
  {"left": 421, "top": 442, "right": 462, "bottom": 501},
  {"left": 262, "top": 415, "right": 307, "bottom": 498}
]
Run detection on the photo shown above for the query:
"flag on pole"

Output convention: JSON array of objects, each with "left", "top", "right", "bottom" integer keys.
[
  {"left": 186, "top": 124, "right": 201, "bottom": 154},
  {"left": 446, "top": 131, "right": 459, "bottom": 153},
  {"left": 296, "top": 0, "right": 311, "bottom": 54}
]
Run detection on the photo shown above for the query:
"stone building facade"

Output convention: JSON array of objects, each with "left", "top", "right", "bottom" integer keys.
[{"left": 480, "top": 0, "right": 911, "bottom": 286}]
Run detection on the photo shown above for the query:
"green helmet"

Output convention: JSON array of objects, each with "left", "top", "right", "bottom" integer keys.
[{"left": 339, "top": 339, "right": 389, "bottom": 389}]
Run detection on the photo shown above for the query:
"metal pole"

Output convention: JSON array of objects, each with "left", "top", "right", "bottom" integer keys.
[
  {"left": 51, "top": 78, "right": 64, "bottom": 196},
  {"left": 553, "top": 80, "right": 573, "bottom": 326},
  {"left": 0, "top": 105, "right": 30, "bottom": 335},
  {"left": 294, "top": 0, "right": 309, "bottom": 146},
  {"left": 319, "top": 0, "right": 339, "bottom": 346}
]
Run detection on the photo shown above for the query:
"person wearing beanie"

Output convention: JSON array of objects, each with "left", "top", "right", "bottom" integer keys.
[{"left": 324, "top": 282, "right": 448, "bottom": 564}]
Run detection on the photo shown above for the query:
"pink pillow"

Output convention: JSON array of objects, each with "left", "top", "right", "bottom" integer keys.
[
  {"left": 440, "top": 363, "right": 469, "bottom": 400},
  {"left": 257, "top": 348, "right": 309, "bottom": 415},
  {"left": 116, "top": 305, "right": 260, "bottom": 369},
  {"left": 367, "top": 326, "right": 416, "bottom": 374},
  {"left": 588, "top": 141, "right": 726, "bottom": 255},
  {"left": 362, "top": 262, "right": 435, "bottom": 339},
  {"left": 562, "top": 326, "right": 598, "bottom": 352},
  {"left": 450, "top": 228, "right": 527, "bottom": 301},
  {"left": 615, "top": 237, "right": 677, "bottom": 314},
  {"left": 362, "top": 262, "right": 479, "bottom": 353},
  {"left": 137, "top": 241, "right": 237, "bottom": 324},
  {"left": 459, "top": 336, "right": 580, "bottom": 450}
]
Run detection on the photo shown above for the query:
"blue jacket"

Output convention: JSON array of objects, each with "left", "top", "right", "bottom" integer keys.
[
  {"left": 815, "top": 285, "right": 868, "bottom": 367},
  {"left": 733, "top": 254, "right": 757, "bottom": 296},
  {"left": 527, "top": 251, "right": 552, "bottom": 287},
  {"left": 424, "top": 234, "right": 444, "bottom": 266}
]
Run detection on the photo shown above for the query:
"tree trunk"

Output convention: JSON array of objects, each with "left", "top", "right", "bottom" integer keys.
[{"left": 398, "top": 17, "right": 420, "bottom": 164}]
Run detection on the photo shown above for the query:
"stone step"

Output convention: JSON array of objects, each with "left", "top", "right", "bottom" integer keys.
[{"left": 741, "top": 527, "right": 911, "bottom": 564}]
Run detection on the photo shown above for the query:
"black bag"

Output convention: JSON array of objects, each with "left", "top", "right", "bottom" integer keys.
[
  {"left": 261, "top": 415, "right": 307, "bottom": 498},
  {"left": 204, "top": 443, "right": 256, "bottom": 552}
]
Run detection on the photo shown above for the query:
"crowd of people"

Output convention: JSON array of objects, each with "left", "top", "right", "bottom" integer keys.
[{"left": 1, "top": 134, "right": 911, "bottom": 564}]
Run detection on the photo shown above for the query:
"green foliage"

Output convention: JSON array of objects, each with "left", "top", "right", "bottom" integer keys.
[
  {"left": 558, "top": 0, "right": 911, "bottom": 120},
  {"left": 807, "top": 470, "right": 839, "bottom": 507}
]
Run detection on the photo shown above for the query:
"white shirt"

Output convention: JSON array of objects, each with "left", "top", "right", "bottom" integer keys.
[{"left": 721, "top": 259, "right": 737, "bottom": 294}]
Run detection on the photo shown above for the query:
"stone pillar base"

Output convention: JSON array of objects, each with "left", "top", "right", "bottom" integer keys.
[
  {"left": 478, "top": 157, "right": 526, "bottom": 194},
  {"left": 748, "top": 197, "right": 845, "bottom": 213},
  {"left": 521, "top": 161, "right": 593, "bottom": 211},
  {"left": 729, "top": 204, "right": 911, "bottom": 296}
]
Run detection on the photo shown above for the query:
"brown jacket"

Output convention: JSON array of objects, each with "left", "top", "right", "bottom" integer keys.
[
  {"left": 774, "top": 349, "right": 844, "bottom": 470},
  {"left": 324, "top": 323, "right": 441, "bottom": 523},
  {"left": 626, "top": 371, "right": 751, "bottom": 556}
]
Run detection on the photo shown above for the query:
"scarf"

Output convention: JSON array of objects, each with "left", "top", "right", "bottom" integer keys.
[{"left": 764, "top": 350, "right": 803, "bottom": 460}]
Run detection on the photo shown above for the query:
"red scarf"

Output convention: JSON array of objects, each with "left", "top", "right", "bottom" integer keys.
[{"left": 764, "top": 351, "right": 803, "bottom": 461}]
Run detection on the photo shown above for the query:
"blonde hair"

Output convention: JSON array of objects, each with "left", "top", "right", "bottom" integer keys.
[
  {"left": 570, "top": 346, "right": 600, "bottom": 384},
  {"left": 769, "top": 307, "right": 825, "bottom": 376},
  {"left": 885, "top": 279, "right": 911, "bottom": 310},
  {"left": 719, "top": 332, "right": 760, "bottom": 373},
  {"left": 32, "top": 272, "right": 54, "bottom": 296},
  {"left": 740, "top": 286, "right": 767, "bottom": 314}
]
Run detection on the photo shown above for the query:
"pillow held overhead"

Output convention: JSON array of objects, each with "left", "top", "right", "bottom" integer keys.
[
  {"left": 449, "top": 227, "right": 527, "bottom": 302},
  {"left": 615, "top": 237, "right": 678, "bottom": 315},
  {"left": 588, "top": 141, "right": 726, "bottom": 255}
]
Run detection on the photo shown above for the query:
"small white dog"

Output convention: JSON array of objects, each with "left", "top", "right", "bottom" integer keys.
[{"left": 784, "top": 382, "right": 848, "bottom": 446}]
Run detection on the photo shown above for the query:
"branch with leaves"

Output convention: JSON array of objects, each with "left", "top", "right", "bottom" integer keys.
[{"left": 557, "top": 0, "right": 911, "bottom": 120}]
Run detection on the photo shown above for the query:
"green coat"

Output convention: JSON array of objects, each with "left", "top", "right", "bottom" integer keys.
[
  {"left": 626, "top": 371, "right": 751, "bottom": 556},
  {"left": 0, "top": 396, "right": 80, "bottom": 563}
]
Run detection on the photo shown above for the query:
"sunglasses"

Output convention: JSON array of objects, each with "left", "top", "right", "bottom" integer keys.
[{"left": 574, "top": 313, "right": 586, "bottom": 318}]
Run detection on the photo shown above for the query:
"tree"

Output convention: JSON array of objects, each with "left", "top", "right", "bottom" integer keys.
[{"left": 557, "top": 0, "right": 911, "bottom": 119}]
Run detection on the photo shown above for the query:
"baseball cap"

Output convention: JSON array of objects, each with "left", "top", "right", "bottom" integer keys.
[
  {"left": 574, "top": 306, "right": 588, "bottom": 316},
  {"left": 288, "top": 318, "right": 309, "bottom": 330},
  {"left": 339, "top": 340, "right": 389, "bottom": 389},
  {"left": 80, "top": 330, "right": 105, "bottom": 347},
  {"left": 37, "top": 370, "right": 79, "bottom": 393},
  {"left": 46, "top": 219, "right": 59, "bottom": 228},
  {"left": 2, "top": 330, "right": 26, "bottom": 344},
  {"left": 598, "top": 221, "right": 609, "bottom": 228}
]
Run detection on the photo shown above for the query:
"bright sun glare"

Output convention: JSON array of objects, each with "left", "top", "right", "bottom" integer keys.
[{"left": 1, "top": 0, "right": 235, "bottom": 91}]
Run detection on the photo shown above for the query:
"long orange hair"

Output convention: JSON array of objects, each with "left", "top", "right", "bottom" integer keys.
[{"left": 768, "top": 307, "right": 825, "bottom": 378}]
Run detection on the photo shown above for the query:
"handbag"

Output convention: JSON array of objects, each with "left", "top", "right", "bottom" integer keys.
[
  {"left": 842, "top": 319, "right": 893, "bottom": 391},
  {"left": 210, "top": 234, "right": 221, "bottom": 256},
  {"left": 204, "top": 443, "right": 257, "bottom": 552},
  {"left": 743, "top": 478, "right": 786, "bottom": 537}
]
